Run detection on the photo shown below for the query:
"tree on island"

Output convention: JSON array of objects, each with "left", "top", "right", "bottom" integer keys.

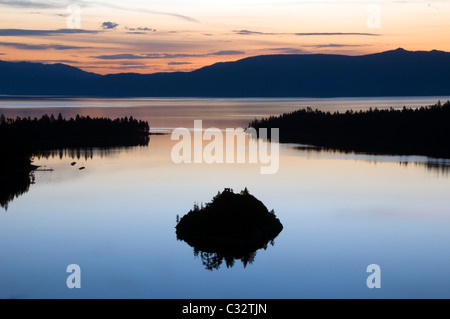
[{"left": 176, "top": 188, "right": 283, "bottom": 271}]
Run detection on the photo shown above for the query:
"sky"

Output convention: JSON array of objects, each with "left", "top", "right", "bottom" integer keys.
[{"left": 0, "top": 0, "right": 449, "bottom": 74}]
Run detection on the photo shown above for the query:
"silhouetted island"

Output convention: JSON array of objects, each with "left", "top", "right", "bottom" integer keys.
[
  {"left": 250, "top": 101, "right": 450, "bottom": 159},
  {"left": 0, "top": 113, "right": 150, "bottom": 210},
  {"left": 176, "top": 188, "right": 283, "bottom": 270}
]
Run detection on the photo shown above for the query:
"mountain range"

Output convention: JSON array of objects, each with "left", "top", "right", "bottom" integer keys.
[{"left": 1, "top": 48, "right": 450, "bottom": 98}]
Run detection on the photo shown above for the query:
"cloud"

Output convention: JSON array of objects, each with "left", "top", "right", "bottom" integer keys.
[
  {"left": 266, "top": 45, "right": 366, "bottom": 55},
  {"left": 13, "top": 59, "right": 80, "bottom": 64},
  {"left": 267, "top": 45, "right": 366, "bottom": 54},
  {"left": 52, "top": 59, "right": 80, "bottom": 63},
  {"left": 125, "top": 27, "right": 157, "bottom": 34},
  {"left": 136, "top": 27, "right": 154, "bottom": 31},
  {"left": 308, "top": 43, "right": 365, "bottom": 48},
  {"left": 92, "top": 51, "right": 245, "bottom": 60},
  {"left": 78, "top": 65, "right": 149, "bottom": 70},
  {"left": 268, "top": 48, "right": 308, "bottom": 54},
  {"left": 168, "top": 62, "right": 193, "bottom": 65},
  {"left": 0, "top": 1, "right": 198, "bottom": 23},
  {"left": 0, "top": 29, "right": 100, "bottom": 36},
  {"left": 119, "top": 61, "right": 147, "bottom": 66},
  {"left": 108, "top": 65, "right": 149, "bottom": 70},
  {"left": 116, "top": 8, "right": 197, "bottom": 23},
  {"left": 101, "top": 22, "right": 119, "bottom": 30},
  {"left": 295, "top": 32, "right": 380, "bottom": 36},
  {"left": 87, "top": 2, "right": 198, "bottom": 23},
  {"left": 92, "top": 54, "right": 148, "bottom": 60},
  {"left": 233, "top": 29, "right": 380, "bottom": 37},
  {"left": 0, "top": 0, "right": 59, "bottom": 8},
  {"left": 126, "top": 27, "right": 156, "bottom": 32},
  {"left": 233, "top": 30, "right": 277, "bottom": 36},
  {"left": 209, "top": 50, "right": 245, "bottom": 56},
  {"left": 0, "top": 42, "right": 90, "bottom": 50}
]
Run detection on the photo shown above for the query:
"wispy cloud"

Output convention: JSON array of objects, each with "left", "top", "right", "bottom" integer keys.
[
  {"left": 52, "top": 59, "right": 80, "bottom": 64},
  {"left": 126, "top": 27, "right": 157, "bottom": 33},
  {"left": 125, "top": 27, "right": 157, "bottom": 34},
  {"left": 209, "top": 50, "right": 245, "bottom": 56},
  {"left": 0, "top": 0, "right": 198, "bottom": 22},
  {"left": 233, "top": 30, "right": 278, "bottom": 36},
  {"left": 268, "top": 47, "right": 307, "bottom": 54},
  {"left": 233, "top": 29, "right": 380, "bottom": 37},
  {"left": 78, "top": 65, "right": 149, "bottom": 70},
  {"left": 118, "top": 61, "right": 147, "bottom": 66},
  {"left": 97, "top": 3, "right": 198, "bottom": 23},
  {"left": 295, "top": 32, "right": 379, "bottom": 36},
  {"left": 0, "top": 29, "right": 100, "bottom": 36},
  {"left": 168, "top": 61, "right": 193, "bottom": 65},
  {"left": 92, "top": 54, "right": 147, "bottom": 60},
  {"left": 267, "top": 44, "right": 366, "bottom": 54},
  {"left": 308, "top": 43, "right": 365, "bottom": 48},
  {"left": 92, "top": 51, "right": 245, "bottom": 60},
  {"left": 0, "top": 42, "right": 90, "bottom": 50},
  {"left": 0, "top": 0, "right": 59, "bottom": 9},
  {"left": 13, "top": 59, "right": 81, "bottom": 64}
]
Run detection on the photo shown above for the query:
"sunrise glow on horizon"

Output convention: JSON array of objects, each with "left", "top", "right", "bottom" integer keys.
[{"left": 1, "top": 0, "right": 449, "bottom": 75}]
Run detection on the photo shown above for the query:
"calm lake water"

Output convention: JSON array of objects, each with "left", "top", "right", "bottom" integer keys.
[{"left": 1, "top": 97, "right": 450, "bottom": 299}]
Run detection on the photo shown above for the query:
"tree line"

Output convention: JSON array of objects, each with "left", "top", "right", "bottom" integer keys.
[
  {"left": 1, "top": 113, "right": 149, "bottom": 151},
  {"left": 250, "top": 101, "right": 450, "bottom": 158},
  {"left": 0, "top": 113, "right": 150, "bottom": 209}
]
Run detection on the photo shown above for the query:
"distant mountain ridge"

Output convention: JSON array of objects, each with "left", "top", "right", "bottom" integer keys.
[{"left": 1, "top": 48, "right": 450, "bottom": 97}]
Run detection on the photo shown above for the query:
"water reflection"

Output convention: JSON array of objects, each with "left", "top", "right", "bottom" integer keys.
[
  {"left": 0, "top": 145, "right": 148, "bottom": 211},
  {"left": 293, "top": 145, "right": 450, "bottom": 176},
  {"left": 176, "top": 188, "right": 283, "bottom": 271},
  {"left": 33, "top": 147, "right": 138, "bottom": 161},
  {"left": 399, "top": 161, "right": 450, "bottom": 176},
  {"left": 0, "top": 136, "right": 34, "bottom": 211},
  {"left": 0, "top": 170, "right": 34, "bottom": 211}
]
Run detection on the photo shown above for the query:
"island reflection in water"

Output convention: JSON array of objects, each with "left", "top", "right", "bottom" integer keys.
[{"left": 176, "top": 188, "right": 283, "bottom": 271}]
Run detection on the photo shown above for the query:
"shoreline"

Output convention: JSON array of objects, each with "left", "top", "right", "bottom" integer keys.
[{"left": 250, "top": 101, "right": 450, "bottom": 160}]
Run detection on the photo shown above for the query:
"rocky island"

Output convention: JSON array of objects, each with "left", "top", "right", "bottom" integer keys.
[{"left": 176, "top": 188, "right": 283, "bottom": 270}]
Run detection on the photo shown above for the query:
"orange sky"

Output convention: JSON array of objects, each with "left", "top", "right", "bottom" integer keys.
[{"left": 0, "top": 0, "right": 449, "bottom": 74}]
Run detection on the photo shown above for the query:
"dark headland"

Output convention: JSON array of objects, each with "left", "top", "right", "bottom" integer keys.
[
  {"left": 176, "top": 188, "right": 283, "bottom": 270},
  {"left": 250, "top": 101, "right": 450, "bottom": 159}
]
